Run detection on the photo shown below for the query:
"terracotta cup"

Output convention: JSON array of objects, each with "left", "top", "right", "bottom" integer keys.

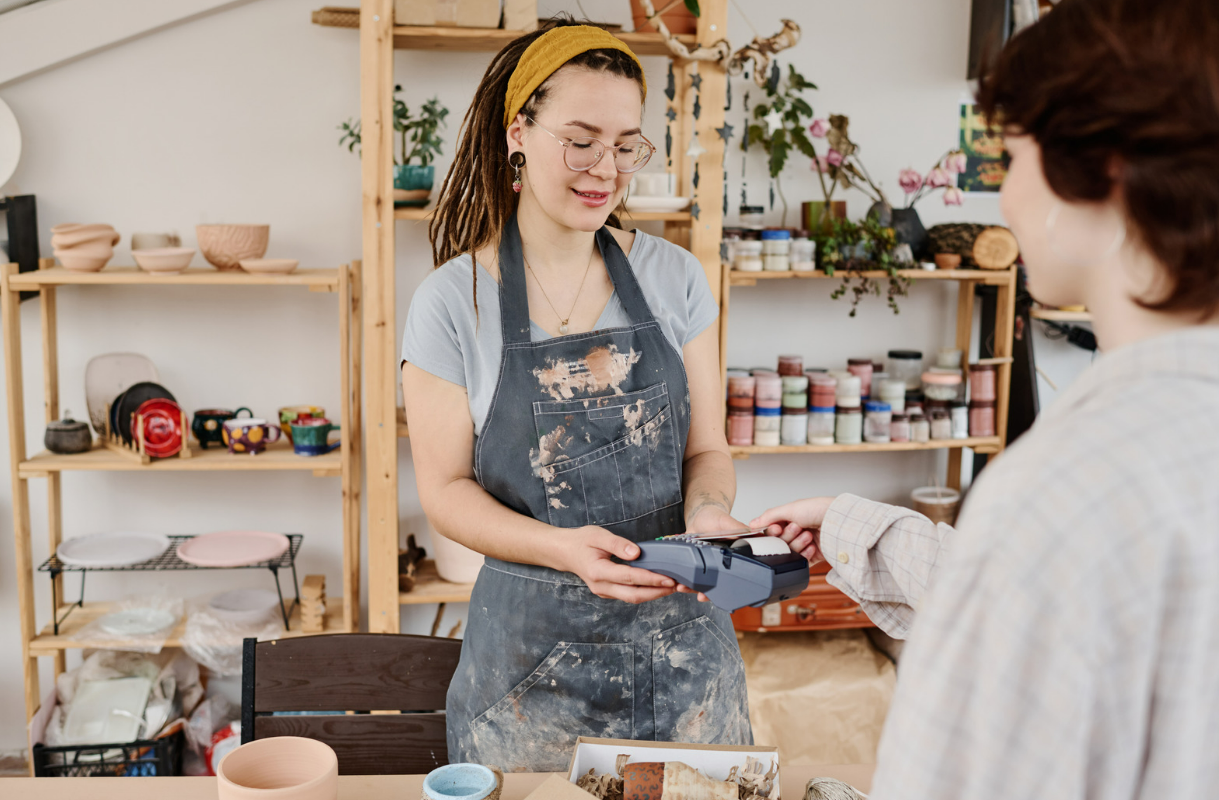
[
  {"left": 216, "top": 736, "right": 338, "bottom": 800},
  {"left": 222, "top": 417, "right": 282, "bottom": 455}
]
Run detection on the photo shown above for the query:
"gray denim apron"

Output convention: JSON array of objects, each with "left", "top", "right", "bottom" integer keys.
[{"left": 445, "top": 215, "right": 752, "bottom": 771}]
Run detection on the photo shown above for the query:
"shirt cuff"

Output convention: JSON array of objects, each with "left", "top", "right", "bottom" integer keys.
[{"left": 820, "top": 493, "right": 909, "bottom": 603}]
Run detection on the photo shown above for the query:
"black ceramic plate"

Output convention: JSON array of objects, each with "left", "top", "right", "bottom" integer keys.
[
  {"left": 109, "top": 387, "right": 128, "bottom": 440},
  {"left": 116, "top": 382, "right": 176, "bottom": 445}
]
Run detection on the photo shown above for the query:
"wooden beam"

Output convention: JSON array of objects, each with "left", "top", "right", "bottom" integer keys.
[{"left": 38, "top": 262, "right": 67, "bottom": 677}]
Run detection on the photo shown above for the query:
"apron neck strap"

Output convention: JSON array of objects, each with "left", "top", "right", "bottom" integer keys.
[{"left": 497, "top": 214, "right": 656, "bottom": 345}]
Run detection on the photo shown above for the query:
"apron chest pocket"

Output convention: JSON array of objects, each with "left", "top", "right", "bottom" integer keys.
[{"left": 533, "top": 383, "right": 683, "bottom": 529}]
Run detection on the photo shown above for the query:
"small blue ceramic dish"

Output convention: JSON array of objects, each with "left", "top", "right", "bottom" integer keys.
[{"left": 423, "top": 763, "right": 498, "bottom": 800}]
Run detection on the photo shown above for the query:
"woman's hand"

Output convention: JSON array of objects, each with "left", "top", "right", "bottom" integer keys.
[
  {"left": 750, "top": 497, "right": 836, "bottom": 564},
  {"left": 675, "top": 505, "right": 748, "bottom": 602},
  {"left": 558, "top": 526, "right": 678, "bottom": 604}
]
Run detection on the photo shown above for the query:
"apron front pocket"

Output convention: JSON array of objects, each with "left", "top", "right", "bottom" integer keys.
[
  {"left": 652, "top": 615, "right": 752, "bottom": 745},
  {"left": 469, "top": 641, "right": 634, "bottom": 770},
  {"left": 533, "top": 383, "right": 683, "bottom": 529}
]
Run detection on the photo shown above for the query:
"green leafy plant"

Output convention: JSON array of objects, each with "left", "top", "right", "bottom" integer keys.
[
  {"left": 742, "top": 64, "right": 818, "bottom": 226},
  {"left": 338, "top": 87, "right": 449, "bottom": 166},
  {"left": 820, "top": 217, "right": 911, "bottom": 317},
  {"left": 338, "top": 119, "right": 361, "bottom": 155}
]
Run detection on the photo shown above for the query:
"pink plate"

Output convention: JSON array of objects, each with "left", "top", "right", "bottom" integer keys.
[{"left": 176, "top": 530, "right": 290, "bottom": 568}]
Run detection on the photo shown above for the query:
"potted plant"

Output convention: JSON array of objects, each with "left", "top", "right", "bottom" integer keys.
[
  {"left": 338, "top": 88, "right": 450, "bottom": 208},
  {"left": 819, "top": 216, "right": 912, "bottom": 317},
  {"left": 742, "top": 64, "right": 819, "bottom": 227},
  {"left": 630, "top": 0, "right": 699, "bottom": 35},
  {"left": 886, "top": 150, "right": 967, "bottom": 257},
  {"left": 805, "top": 114, "right": 889, "bottom": 234}
]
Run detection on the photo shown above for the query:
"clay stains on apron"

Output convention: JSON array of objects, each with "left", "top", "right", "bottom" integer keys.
[{"left": 533, "top": 344, "right": 642, "bottom": 401}]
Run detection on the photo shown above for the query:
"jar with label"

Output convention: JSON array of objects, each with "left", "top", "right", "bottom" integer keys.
[
  {"left": 951, "top": 401, "right": 969, "bottom": 439},
  {"left": 877, "top": 379, "right": 906, "bottom": 414},
  {"left": 762, "top": 228, "right": 792, "bottom": 272},
  {"left": 929, "top": 408, "right": 952, "bottom": 440},
  {"left": 835, "top": 406, "right": 863, "bottom": 445},
  {"left": 721, "top": 228, "right": 743, "bottom": 265},
  {"left": 790, "top": 229, "right": 815, "bottom": 270},
  {"left": 753, "top": 407, "right": 781, "bottom": 446},
  {"left": 970, "top": 400, "right": 996, "bottom": 437},
  {"left": 863, "top": 401, "right": 892, "bottom": 443},
  {"left": 734, "top": 239, "right": 763, "bottom": 272},
  {"left": 848, "top": 358, "right": 875, "bottom": 398},
  {"left": 740, "top": 205, "right": 765, "bottom": 230},
  {"left": 905, "top": 393, "right": 924, "bottom": 417},
  {"left": 755, "top": 374, "right": 782, "bottom": 402},
  {"left": 886, "top": 349, "right": 924, "bottom": 390},
  {"left": 780, "top": 407, "right": 808, "bottom": 445},
  {"left": 807, "top": 407, "right": 835, "bottom": 445},
  {"left": 777, "top": 355, "right": 804, "bottom": 376},
  {"left": 910, "top": 412, "right": 930, "bottom": 443},
  {"left": 835, "top": 374, "right": 862, "bottom": 408},
  {"left": 780, "top": 374, "right": 808, "bottom": 394},
  {"left": 969, "top": 363, "right": 997, "bottom": 402},
  {"left": 727, "top": 411, "right": 753, "bottom": 446},
  {"left": 810, "top": 376, "right": 838, "bottom": 409},
  {"left": 922, "top": 371, "right": 963, "bottom": 402},
  {"left": 890, "top": 413, "right": 911, "bottom": 443}
]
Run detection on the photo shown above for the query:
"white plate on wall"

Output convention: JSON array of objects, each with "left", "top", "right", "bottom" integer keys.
[
  {"left": 84, "top": 353, "right": 160, "bottom": 436},
  {"left": 624, "top": 196, "right": 691, "bottom": 213},
  {"left": 56, "top": 532, "right": 170, "bottom": 568}
]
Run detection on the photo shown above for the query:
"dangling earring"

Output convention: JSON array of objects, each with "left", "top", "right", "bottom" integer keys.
[{"left": 509, "top": 152, "right": 526, "bottom": 193}]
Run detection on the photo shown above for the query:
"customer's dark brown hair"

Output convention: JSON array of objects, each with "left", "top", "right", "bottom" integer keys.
[
  {"left": 978, "top": 0, "right": 1219, "bottom": 317},
  {"left": 428, "top": 16, "right": 646, "bottom": 309}
]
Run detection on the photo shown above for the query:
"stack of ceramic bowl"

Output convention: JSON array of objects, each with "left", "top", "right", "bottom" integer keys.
[{"left": 51, "top": 223, "right": 120, "bottom": 272}]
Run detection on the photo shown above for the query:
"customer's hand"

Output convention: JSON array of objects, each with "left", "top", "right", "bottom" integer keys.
[
  {"left": 750, "top": 497, "right": 836, "bottom": 564},
  {"left": 560, "top": 526, "right": 678, "bottom": 604},
  {"left": 674, "top": 505, "right": 749, "bottom": 603}
]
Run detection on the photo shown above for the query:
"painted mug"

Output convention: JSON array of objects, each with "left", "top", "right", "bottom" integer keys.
[
  {"left": 222, "top": 417, "right": 282, "bottom": 455},
  {"left": 278, "top": 405, "right": 325, "bottom": 443},
  {"left": 290, "top": 417, "right": 340, "bottom": 457},
  {"left": 192, "top": 407, "right": 252, "bottom": 449}
]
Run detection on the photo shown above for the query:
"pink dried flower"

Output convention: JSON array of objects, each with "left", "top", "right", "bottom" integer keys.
[
  {"left": 827, "top": 149, "right": 844, "bottom": 167},
  {"left": 927, "top": 167, "right": 952, "bottom": 188},
  {"left": 944, "top": 151, "right": 968, "bottom": 174},
  {"left": 899, "top": 169, "right": 923, "bottom": 195},
  {"left": 808, "top": 119, "right": 830, "bottom": 138},
  {"left": 943, "top": 186, "right": 964, "bottom": 206},
  {"left": 811, "top": 155, "right": 830, "bottom": 173}
]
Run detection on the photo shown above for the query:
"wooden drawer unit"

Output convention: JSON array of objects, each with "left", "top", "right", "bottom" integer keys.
[{"left": 732, "top": 563, "right": 872, "bottom": 632}]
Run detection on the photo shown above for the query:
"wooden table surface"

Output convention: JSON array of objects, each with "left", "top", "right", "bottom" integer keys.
[{"left": 1, "top": 764, "right": 874, "bottom": 798}]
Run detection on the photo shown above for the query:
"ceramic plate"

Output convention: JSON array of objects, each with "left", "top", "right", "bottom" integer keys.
[
  {"left": 97, "top": 608, "right": 176, "bottom": 636},
  {"left": 85, "top": 353, "right": 160, "bottom": 436},
  {"left": 116, "top": 381, "right": 175, "bottom": 445},
  {"left": 0, "top": 97, "right": 20, "bottom": 189},
  {"left": 177, "top": 530, "right": 290, "bottom": 568},
  {"left": 624, "top": 196, "right": 691, "bottom": 213},
  {"left": 134, "top": 397, "right": 183, "bottom": 458},
  {"left": 57, "top": 531, "right": 171, "bottom": 568},
  {"left": 207, "top": 588, "right": 282, "bottom": 625},
  {"left": 238, "top": 258, "right": 298, "bottom": 274}
]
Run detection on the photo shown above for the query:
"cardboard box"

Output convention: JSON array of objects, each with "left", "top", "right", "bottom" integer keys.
[
  {"left": 564, "top": 737, "right": 781, "bottom": 800},
  {"left": 395, "top": 0, "right": 502, "bottom": 28},
  {"left": 502, "top": 0, "right": 537, "bottom": 31}
]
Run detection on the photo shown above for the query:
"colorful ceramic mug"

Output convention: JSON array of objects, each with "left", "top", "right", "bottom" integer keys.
[
  {"left": 290, "top": 417, "right": 340, "bottom": 456},
  {"left": 192, "top": 407, "right": 251, "bottom": 449},
  {"left": 278, "top": 405, "right": 324, "bottom": 443},
  {"left": 222, "top": 417, "right": 282, "bottom": 455}
]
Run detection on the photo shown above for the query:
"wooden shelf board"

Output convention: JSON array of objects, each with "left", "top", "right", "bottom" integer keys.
[
  {"left": 389, "top": 26, "right": 693, "bottom": 56},
  {"left": 399, "top": 559, "right": 474, "bottom": 605},
  {"left": 19, "top": 441, "right": 342, "bottom": 477},
  {"left": 729, "top": 268, "right": 1014, "bottom": 287},
  {"left": 731, "top": 436, "right": 1003, "bottom": 459},
  {"left": 9, "top": 267, "right": 341, "bottom": 290},
  {"left": 1031, "top": 308, "right": 1092, "bottom": 322},
  {"left": 397, "top": 208, "right": 691, "bottom": 223},
  {"left": 395, "top": 206, "right": 433, "bottom": 221},
  {"left": 29, "top": 597, "right": 348, "bottom": 654}
]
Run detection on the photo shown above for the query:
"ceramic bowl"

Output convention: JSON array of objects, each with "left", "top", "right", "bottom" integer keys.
[
  {"left": 50, "top": 223, "right": 119, "bottom": 250},
  {"left": 239, "top": 258, "right": 298, "bottom": 274},
  {"left": 934, "top": 252, "right": 962, "bottom": 270},
  {"left": 55, "top": 248, "right": 114, "bottom": 272},
  {"left": 196, "top": 224, "right": 270, "bottom": 271},
  {"left": 133, "top": 247, "right": 195, "bottom": 275},
  {"left": 216, "top": 736, "right": 338, "bottom": 800}
]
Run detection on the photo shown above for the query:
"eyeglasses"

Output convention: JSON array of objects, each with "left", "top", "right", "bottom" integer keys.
[{"left": 526, "top": 116, "right": 655, "bottom": 174}]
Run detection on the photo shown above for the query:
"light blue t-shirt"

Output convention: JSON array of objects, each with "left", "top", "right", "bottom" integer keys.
[{"left": 401, "top": 230, "right": 718, "bottom": 435}]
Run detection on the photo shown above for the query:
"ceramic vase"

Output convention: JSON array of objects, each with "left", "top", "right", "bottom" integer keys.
[{"left": 889, "top": 207, "right": 929, "bottom": 260}]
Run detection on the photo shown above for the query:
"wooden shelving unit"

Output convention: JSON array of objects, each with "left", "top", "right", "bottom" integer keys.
[
  {"left": 731, "top": 436, "right": 1003, "bottom": 459},
  {"left": 399, "top": 560, "right": 474, "bottom": 605},
  {"left": 1, "top": 258, "right": 363, "bottom": 725},
  {"left": 343, "top": 1, "right": 730, "bottom": 633},
  {"left": 1030, "top": 307, "right": 1092, "bottom": 322}
]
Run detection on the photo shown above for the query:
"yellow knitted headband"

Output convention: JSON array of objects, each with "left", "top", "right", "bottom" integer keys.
[{"left": 503, "top": 25, "right": 647, "bottom": 129}]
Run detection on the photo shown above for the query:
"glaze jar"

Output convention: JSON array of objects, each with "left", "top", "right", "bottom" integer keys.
[
  {"left": 727, "top": 411, "right": 753, "bottom": 446},
  {"left": 929, "top": 408, "right": 952, "bottom": 440},
  {"left": 790, "top": 230, "right": 815, "bottom": 269},
  {"left": 762, "top": 228, "right": 792, "bottom": 272},
  {"left": 807, "top": 407, "right": 835, "bottom": 445},
  {"left": 951, "top": 401, "right": 970, "bottom": 439},
  {"left": 753, "top": 407, "right": 781, "bottom": 446},
  {"left": 969, "top": 363, "right": 997, "bottom": 402},
  {"left": 922, "top": 371, "right": 963, "bottom": 402},
  {"left": 887, "top": 349, "right": 924, "bottom": 390},
  {"left": 836, "top": 406, "right": 863, "bottom": 445},
  {"left": 848, "top": 358, "right": 875, "bottom": 398},
  {"left": 863, "top": 401, "right": 892, "bottom": 444},
  {"left": 740, "top": 205, "right": 765, "bottom": 230},
  {"left": 780, "top": 407, "right": 809, "bottom": 445},
  {"left": 877, "top": 379, "right": 907, "bottom": 414},
  {"left": 910, "top": 412, "right": 930, "bottom": 443},
  {"left": 777, "top": 354, "right": 804, "bottom": 376},
  {"left": 969, "top": 400, "right": 996, "bottom": 437},
  {"left": 890, "top": 413, "right": 911, "bottom": 443},
  {"left": 734, "top": 239, "right": 763, "bottom": 272}
]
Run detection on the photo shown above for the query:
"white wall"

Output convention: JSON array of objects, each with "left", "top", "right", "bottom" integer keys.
[{"left": 0, "top": 0, "right": 1095, "bottom": 750}]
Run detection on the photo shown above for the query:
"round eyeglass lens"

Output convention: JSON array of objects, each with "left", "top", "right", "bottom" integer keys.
[{"left": 565, "top": 139, "right": 652, "bottom": 173}]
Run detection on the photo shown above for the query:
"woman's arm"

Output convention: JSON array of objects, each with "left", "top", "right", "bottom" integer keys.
[
  {"left": 679, "top": 324, "right": 744, "bottom": 533},
  {"left": 402, "top": 362, "right": 677, "bottom": 603}
]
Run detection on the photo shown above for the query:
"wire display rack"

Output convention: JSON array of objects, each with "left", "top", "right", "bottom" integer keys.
[{"left": 38, "top": 533, "right": 304, "bottom": 632}]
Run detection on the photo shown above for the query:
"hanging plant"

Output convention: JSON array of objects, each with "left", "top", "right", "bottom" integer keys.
[
  {"left": 820, "top": 217, "right": 912, "bottom": 317},
  {"left": 741, "top": 64, "right": 818, "bottom": 226}
]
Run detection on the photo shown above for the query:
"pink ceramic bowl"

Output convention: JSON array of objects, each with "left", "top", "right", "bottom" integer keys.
[
  {"left": 197, "top": 224, "right": 270, "bottom": 271},
  {"left": 133, "top": 247, "right": 195, "bottom": 275},
  {"left": 217, "top": 736, "right": 338, "bottom": 800},
  {"left": 50, "top": 223, "right": 119, "bottom": 250}
]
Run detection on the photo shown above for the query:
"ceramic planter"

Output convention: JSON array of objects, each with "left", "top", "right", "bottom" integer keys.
[
  {"left": 394, "top": 164, "right": 434, "bottom": 207},
  {"left": 196, "top": 224, "right": 270, "bottom": 271},
  {"left": 889, "top": 208, "right": 929, "bottom": 260},
  {"left": 216, "top": 736, "right": 338, "bottom": 800}
]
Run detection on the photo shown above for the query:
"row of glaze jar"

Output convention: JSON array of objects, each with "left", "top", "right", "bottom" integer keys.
[{"left": 724, "top": 226, "right": 815, "bottom": 272}]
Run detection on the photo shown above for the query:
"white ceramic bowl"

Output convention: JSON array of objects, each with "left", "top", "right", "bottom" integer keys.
[
  {"left": 133, "top": 247, "right": 195, "bottom": 275},
  {"left": 208, "top": 588, "right": 281, "bottom": 625},
  {"left": 239, "top": 258, "right": 298, "bottom": 274}
]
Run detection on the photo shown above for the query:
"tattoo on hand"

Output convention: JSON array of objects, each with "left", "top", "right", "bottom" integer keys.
[{"left": 685, "top": 489, "right": 732, "bottom": 526}]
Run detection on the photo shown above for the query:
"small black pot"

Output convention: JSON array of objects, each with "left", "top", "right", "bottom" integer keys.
[
  {"left": 45, "top": 417, "right": 93, "bottom": 454},
  {"left": 890, "top": 207, "right": 929, "bottom": 260}
]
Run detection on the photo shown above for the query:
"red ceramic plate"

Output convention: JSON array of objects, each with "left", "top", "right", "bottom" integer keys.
[{"left": 134, "top": 398, "right": 183, "bottom": 458}]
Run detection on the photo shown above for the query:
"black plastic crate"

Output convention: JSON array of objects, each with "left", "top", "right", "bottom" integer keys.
[{"left": 32, "top": 727, "right": 184, "bottom": 777}]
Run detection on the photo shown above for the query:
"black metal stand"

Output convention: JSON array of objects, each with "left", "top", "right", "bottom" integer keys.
[{"left": 40, "top": 533, "right": 304, "bottom": 634}]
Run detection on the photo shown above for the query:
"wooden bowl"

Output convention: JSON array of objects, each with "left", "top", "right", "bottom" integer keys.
[
  {"left": 239, "top": 258, "right": 298, "bottom": 274},
  {"left": 934, "top": 253, "right": 962, "bottom": 270},
  {"left": 196, "top": 224, "right": 270, "bottom": 271}
]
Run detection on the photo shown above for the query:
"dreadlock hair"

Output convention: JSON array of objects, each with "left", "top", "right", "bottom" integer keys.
[{"left": 427, "top": 15, "right": 647, "bottom": 314}]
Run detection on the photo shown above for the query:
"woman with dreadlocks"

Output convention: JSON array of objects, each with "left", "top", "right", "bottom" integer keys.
[{"left": 400, "top": 19, "right": 751, "bottom": 769}]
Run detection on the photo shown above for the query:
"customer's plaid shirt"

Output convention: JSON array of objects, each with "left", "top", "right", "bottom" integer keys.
[{"left": 819, "top": 328, "right": 1219, "bottom": 800}]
